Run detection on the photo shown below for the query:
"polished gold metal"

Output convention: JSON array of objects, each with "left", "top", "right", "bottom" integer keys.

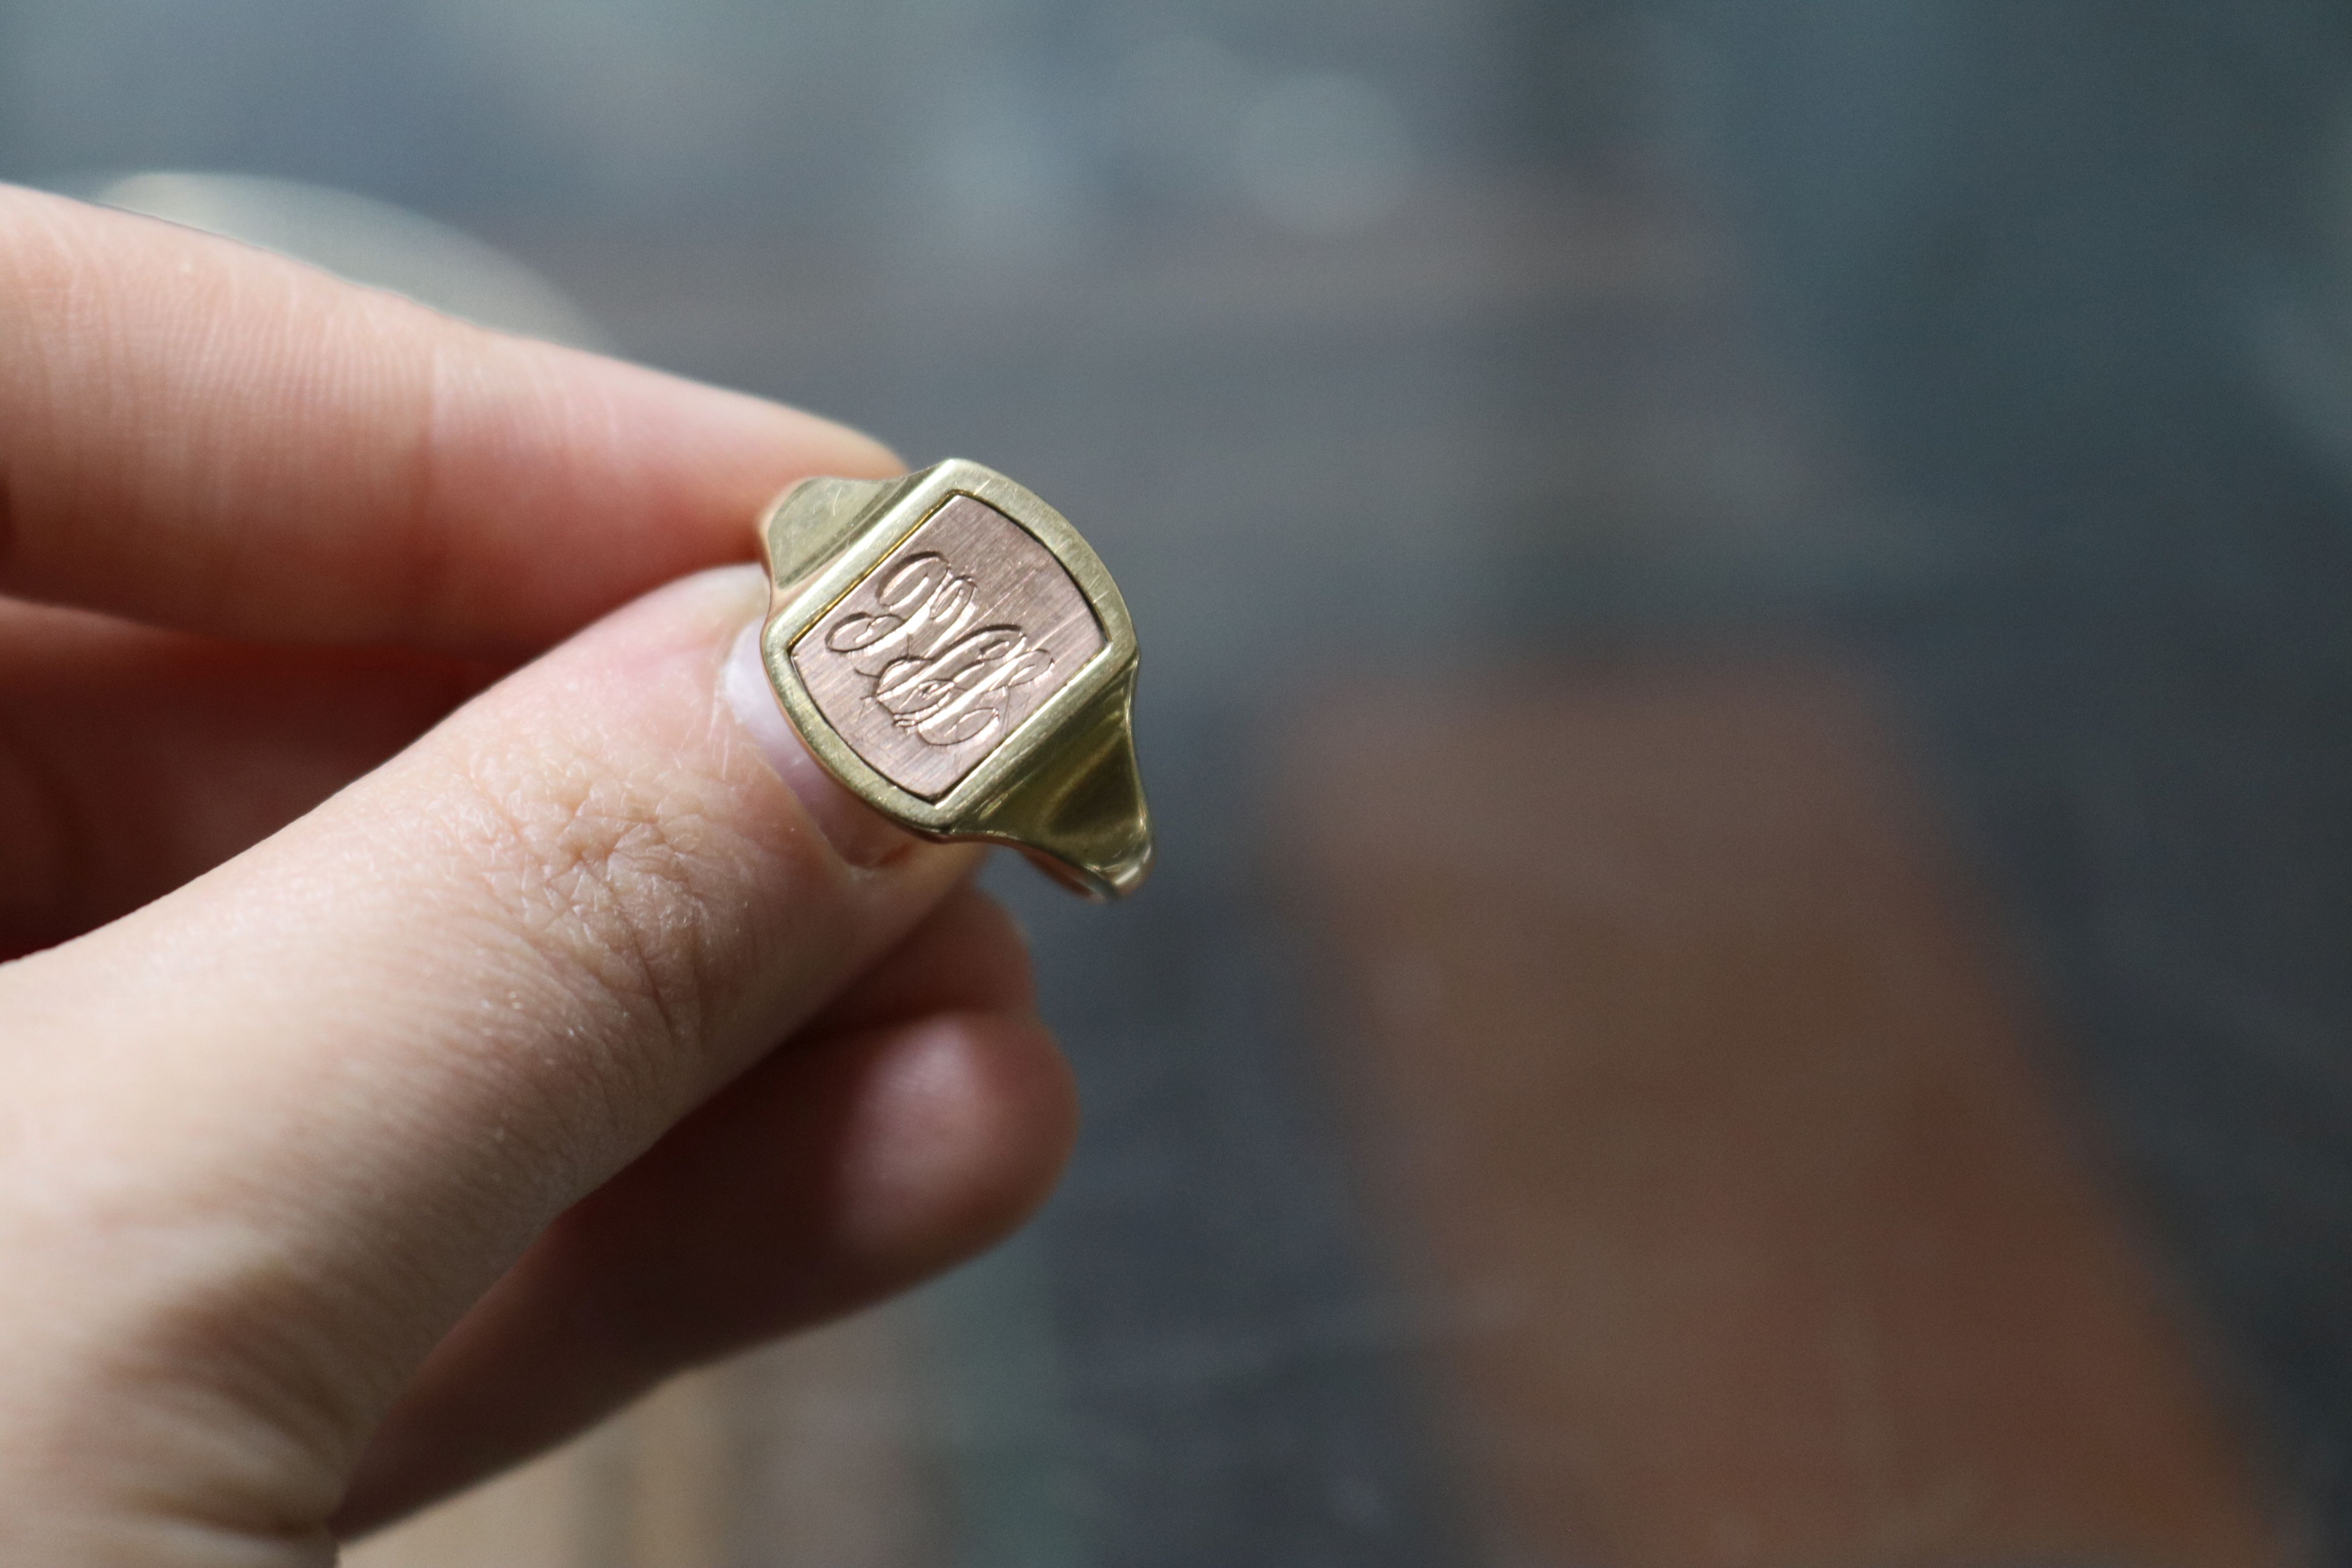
[{"left": 757, "top": 459, "right": 1153, "bottom": 900}]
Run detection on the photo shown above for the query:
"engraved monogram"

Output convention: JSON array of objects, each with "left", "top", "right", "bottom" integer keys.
[
  {"left": 824, "top": 552, "right": 1055, "bottom": 750},
  {"left": 794, "top": 493, "right": 1104, "bottom": 800}
]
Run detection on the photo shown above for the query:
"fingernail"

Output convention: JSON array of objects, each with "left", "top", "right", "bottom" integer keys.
[{"left": 723, "top": 617, "right": 910, "bottom": 869}]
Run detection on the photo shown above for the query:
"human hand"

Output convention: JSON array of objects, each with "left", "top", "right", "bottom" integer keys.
[{"left": 0, "top": 185, "right": 1077, "bottom": 1562}]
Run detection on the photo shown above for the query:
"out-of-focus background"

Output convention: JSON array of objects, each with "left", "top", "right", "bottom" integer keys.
[{"left": 13, "top": 2, "right": 2352, "bottom": 1563}]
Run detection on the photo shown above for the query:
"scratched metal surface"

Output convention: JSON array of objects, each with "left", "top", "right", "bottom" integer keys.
[{"left": 796, "top": 495, "right": 1104, "bottom": 801}]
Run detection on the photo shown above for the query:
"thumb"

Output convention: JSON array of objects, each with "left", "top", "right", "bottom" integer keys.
[{"left": 0, "top": 564, "right": 989, "bottom": 1548}]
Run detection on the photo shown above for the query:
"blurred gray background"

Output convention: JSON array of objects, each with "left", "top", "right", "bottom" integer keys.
[{"left": 15, "top": 2, "right": 2352, "bottom": 1563}]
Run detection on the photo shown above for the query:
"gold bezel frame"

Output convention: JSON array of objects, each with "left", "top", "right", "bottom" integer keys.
[{"left": 757, "top": 458, "right": 1152, "bottom": 900}]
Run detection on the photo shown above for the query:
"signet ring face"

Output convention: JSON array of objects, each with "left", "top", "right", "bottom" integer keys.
[{"left": 756, "top": 459, "right": 1153, "bottom": 901}]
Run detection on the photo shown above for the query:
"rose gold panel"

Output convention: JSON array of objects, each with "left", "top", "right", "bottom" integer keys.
[{"left": 792, "top": 494, "right": 1106, "bottom": 800}]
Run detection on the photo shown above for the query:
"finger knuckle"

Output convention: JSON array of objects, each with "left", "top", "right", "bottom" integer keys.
[{"left": 453, "top": 751, "right": 740, "bottom": 1072}]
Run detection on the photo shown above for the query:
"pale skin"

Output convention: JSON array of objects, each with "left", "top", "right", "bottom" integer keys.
[{"left": 0, "top": 185, "right": 1079, "bottom": 1562}]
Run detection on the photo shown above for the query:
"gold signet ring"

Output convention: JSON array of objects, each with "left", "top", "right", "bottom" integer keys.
[{"left": 755, "top": 459, "right": 1153, "bottom": 901}]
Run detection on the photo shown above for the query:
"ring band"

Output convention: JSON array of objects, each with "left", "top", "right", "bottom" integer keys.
[{"left": 756, "top": 459, "right": 1154, "bottom": 901}]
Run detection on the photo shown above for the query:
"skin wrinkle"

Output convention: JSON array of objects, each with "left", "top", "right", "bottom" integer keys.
[
  {"left": 127, "top": 1519, "right": 332, "bottom": 1568},
  {"left": 558, "top": 812, "right": 713, "bottom": 1085},
  {"left": 441, "top": 771, "right": 698, "bottom": 1170},
  {"left": 0, "top": 1014, "right": 540, "bottom": 1473},
  {"left": 15, "top": 1216, "right": 378, "bottom": 1552},
  {"left": 0, "top": 197, "right": 78, "bottom": 594},
  {"left": 395, "top": 332, "right": 463, "bottom": 655},
  {"left": 105, "top": 1277, "right": 372, "bottom": 1527},
  {"left": 197, "top": 254, "right": 381, "bottom": 631},
  {"left": 0, "top": 196, "right": 427, "bottom": 647},
  {"left": 0, "top": 187, "right": 81, "bottom": 400},
  {"left": 8, "top": 971, "right": 500, "bottom": 1440},
  {"left": 430, "top": 736, "right": 799, "bottom": 1172},
  {"left": 394, "top": 316, "right": 650, "bottom": 657},
  {"left": 9, "top": 203, "right": 168, "bottom": 606}
]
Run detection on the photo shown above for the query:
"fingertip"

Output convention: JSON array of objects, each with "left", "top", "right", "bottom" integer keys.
[
  {"left": 801, "top": 883, "right": 1040, "bottom": 1038},
  {"left": 0, "top": 186, "right": 910, "bottom": 649},
  {"left": 561, "top": 348, "right": 904, "bottom": 524},
  {"left": 327, "top": 1007, "right": 1076, "bottom": 1534},
  {"left": 833, "top": 1011, "right": 1078, "bottom": 1274}
]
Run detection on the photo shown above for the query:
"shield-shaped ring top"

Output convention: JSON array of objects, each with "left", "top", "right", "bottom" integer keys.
[{"left": 755, "top": 459, "right": 1153, "bottom": 900}]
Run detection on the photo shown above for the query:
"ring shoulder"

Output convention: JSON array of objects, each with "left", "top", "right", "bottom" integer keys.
[{"left": 760, "top": 472, "right": 916, "bottom": 594}]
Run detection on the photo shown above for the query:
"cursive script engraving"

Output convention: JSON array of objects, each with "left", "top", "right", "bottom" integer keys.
[
  {"left": 794, "top": 494, "right": 1104, "bottom": 800},
  {"left": 825, "top": 553, "right": 1055, "bottom": 749}
]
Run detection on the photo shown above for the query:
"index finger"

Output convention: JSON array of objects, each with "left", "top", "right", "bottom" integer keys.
[{"left": 0, "top": 183, "right": 894, "bottom": 653}]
